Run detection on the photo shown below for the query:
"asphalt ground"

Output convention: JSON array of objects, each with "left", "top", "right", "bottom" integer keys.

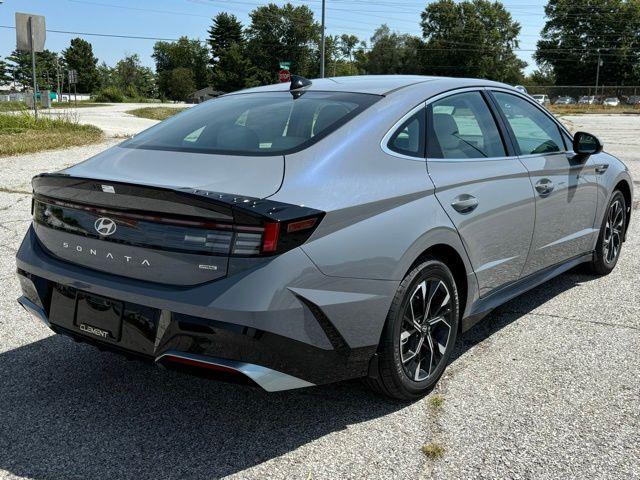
[{"left": 0, "top": 111, "right": 637, "bottom": 479}]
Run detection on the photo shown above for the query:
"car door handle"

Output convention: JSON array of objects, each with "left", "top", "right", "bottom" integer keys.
[
  {"left": 535, "top": 179, "right": 554, "bottom": 196},
  {"left": 451, "top": 194, "right": 478, "bottom": 214}
]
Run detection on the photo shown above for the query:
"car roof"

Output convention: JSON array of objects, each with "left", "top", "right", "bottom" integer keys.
[{"left": 227, "top": 75, "right": 513, "bottom": 96}]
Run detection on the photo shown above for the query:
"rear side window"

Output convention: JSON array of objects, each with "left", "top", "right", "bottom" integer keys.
[
  {"left": 493, "top": 92, "right": 565, "bottom": 155},
  {"left": 386, "top": 109, "right": 425, "bottom": 158},
  {"left": 123, "top": 91, "right": 380, "bottom": 156},
  {"left": 427, "top": 91, "right": 506, "bottom": 159}
]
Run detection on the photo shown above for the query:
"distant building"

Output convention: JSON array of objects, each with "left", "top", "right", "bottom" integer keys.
[{"left": 189, "top": 87, "right": 223, "bottom": 104}]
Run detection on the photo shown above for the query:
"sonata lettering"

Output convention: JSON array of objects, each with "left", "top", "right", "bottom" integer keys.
[{"left": 62, "top": 242, "right": 151, "bottom": 267}]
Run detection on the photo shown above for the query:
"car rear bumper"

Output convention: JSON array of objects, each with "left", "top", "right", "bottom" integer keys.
[{"left": 16, "top": 226, "right": 394, "bottom": 390}]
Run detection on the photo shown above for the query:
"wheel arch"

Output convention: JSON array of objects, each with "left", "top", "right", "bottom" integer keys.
[
  {"left": 614, "top": 179, "right": 632, "bottom": 239},
  {"left": 406, "top": 243, "right": 471, "bottom": 332}
]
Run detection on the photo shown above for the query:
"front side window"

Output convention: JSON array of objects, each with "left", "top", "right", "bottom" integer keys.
[
  {"left": 427, "top": 91, "right": 506, "bottom": 159},
  {"left": 123, "top": 91, "right": 380, "bottom": 156},
  {"left": 387, "top": 109, "right": 425, "bottom": 158},
  {"left": 493, "top": 92, "right": 565, "bottom": 155}
]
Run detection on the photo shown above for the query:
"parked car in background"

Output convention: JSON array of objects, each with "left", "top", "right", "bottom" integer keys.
[
  {"left": 531, "top": 94, "right": 550, "bottom": 106},
  {"left": 579, "top": 96, "right": 597, "bottom": 105},
  {"left": 16, "top": 75, "right": 633, "bottom": 400},
  {"left": 626, "top": 95, "right": 640, "bottom": 105},
  {"left": 513, "top": 85, "right": 528, "bottom": 95},
  {"left": 603, "top": 97, "right": 621, "bottom": 107},
  {"left": 554, "top": 96, "right": 576, "bottom": 105}
]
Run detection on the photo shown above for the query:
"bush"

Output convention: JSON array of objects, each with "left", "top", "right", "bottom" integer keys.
[
  {"left": 92, "top": 86, "right": 125, "bottom": 103},
  {"left": 123, "top": 85, "right": 138, "bottom": 99}
]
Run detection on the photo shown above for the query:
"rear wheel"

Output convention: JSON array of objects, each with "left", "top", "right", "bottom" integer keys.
[
  {"left": 367, "top": 259, "right": 459, "bottom": 400},
  {"left": 589, "top": 190, "right": 626, "bottom": 275}
]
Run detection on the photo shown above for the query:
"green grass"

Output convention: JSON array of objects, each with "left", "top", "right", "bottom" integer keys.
[
  {"left": 421, "top": 442, "right": 445, "bottom": 460},
  {"left": 126, "top": 106, "right": 188, "bottom": 121},
  {"left": 428, "top": 394, "right": 445, "bottom": 412},
  {"left": 0, "top": 112, "right": 104, "bottom": 157},
  {"left": 0, "top": 101, "right": 28, "bottom": 112}
]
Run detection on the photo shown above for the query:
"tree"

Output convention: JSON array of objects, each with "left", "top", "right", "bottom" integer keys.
[
  {"left": 212, "top": 43, "right": 260, "bottom": 92},
  {"left": 153, "top": 37, "right": 210, "bottom": 98},
  {"left": 366, "top": 25, "right": 424, "bottom": 75},
  {"left": 113, "top": 54, "right": 155, "bottom": 98},
  {"left": 208, "top": 12, "right": 244, "bottom": 62},
  {"left": 62, "top": 38, "right": 99, "bottom": 93},
  {"left": 524, "top": 66, "right": 556, "bottom": 86},
  {"left": 207, "top": 12, "right": 257, "bottom": 92},
  {"left": 535, "top": 0, "right": 640, "bottom": 86},
  {"left": 6, "top": 49, "right": 60, "bottom": 91},
  {"left": 96, "top": 61, "right": 113, "bottom": 89},
  {"left": 0, "top": 57, "right": 11, "bottom": 85},
  {"left": 339, "top": 34, "right": 359, "bottom": 75},
  {"left": 246, "top": 3, "right": 321, "bottom": 83},
  {"left": 420, "top": 0, "right": 526, "bottom": 82},
  {"left": 166, "top": 67, "right": 196, "bottom": 101}
]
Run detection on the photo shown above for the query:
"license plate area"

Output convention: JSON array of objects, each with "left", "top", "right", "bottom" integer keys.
[{"left": 74, "top": 292, "right": 123, "bottom": 342}]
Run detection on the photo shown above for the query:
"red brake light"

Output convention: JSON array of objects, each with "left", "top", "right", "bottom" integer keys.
[
  {"left": 261, "top": 222, "right": 281, "bottom": 253},
  {"left": 287, "top": 217, "right": 318, "bottom": 233}
]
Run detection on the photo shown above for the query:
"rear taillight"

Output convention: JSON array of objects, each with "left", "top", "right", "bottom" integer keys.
[{"left": 230, "top": 214, "right": 323, "bottom": 257}]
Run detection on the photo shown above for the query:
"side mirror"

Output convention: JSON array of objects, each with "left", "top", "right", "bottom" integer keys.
[{"left": 573, "top": 131, "right": 603, "bottom": 156}]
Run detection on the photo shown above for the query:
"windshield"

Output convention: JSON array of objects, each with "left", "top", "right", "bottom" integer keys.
[{"left": 123, "top": 91, "right": 380, "bottom": 156}]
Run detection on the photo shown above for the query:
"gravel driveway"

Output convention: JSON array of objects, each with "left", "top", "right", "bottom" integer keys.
[
  {"left": 40, "top": 102, "right": 189, "bottom": 137},
  {"left": 0, "top": 113, "right": 638, "bottom": 480}
]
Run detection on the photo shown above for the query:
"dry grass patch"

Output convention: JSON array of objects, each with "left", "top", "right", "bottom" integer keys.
[
  {"left": 549, "top": 104, "right": 640, "bottom": 115},
  {"left": 126, "top": 106, "right": 188, "bottom": 121},
  {"left": 428, "top": 394, "right": 445, "bottom": 412},
  {"left": 0, "top": 113, "right": 103, "bottom": 157},
  {"left": 422, "top": 442, "right": 445, "bottom": 460}
]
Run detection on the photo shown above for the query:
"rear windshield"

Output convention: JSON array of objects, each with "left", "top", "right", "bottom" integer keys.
[{"left": 122, "top": 91, "right": 380, "bottom": 156}]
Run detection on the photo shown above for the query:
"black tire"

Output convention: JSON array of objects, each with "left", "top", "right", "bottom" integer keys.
[
  {"left": 367, "top": 259, "right": 459, "bottom": 401},
  {"left": 589, "top": 190, "right": 627, "bottom": 275}
]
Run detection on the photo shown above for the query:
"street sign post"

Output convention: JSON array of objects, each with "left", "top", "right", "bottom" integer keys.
[
  {"left": 279, "top": 69, "right": 291, "bottom": 83},
  {"left": 68, "top": 70, "right": 78, "bottom": 106},
  {"left": 279, "top": 61, "right": 291, "bottom": 70},
  {"left": 16, "top": 13, "right": 46, "bottom": 119}
]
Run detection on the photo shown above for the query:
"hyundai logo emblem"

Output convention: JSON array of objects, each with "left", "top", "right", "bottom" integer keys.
[{"left": 94, "top": 217, "right": 117, "bottom": 236}]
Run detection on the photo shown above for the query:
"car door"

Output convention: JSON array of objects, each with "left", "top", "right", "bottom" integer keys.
[
  {"left": 490, "top": 90, "right": 598, "bottom": 276},
  {"left": 426, "top": 90, "right": 536, "bottom": 297}
]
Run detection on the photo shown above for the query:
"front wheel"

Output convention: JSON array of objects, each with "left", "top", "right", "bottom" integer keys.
[
  {"left": 589, "top": 190, "right": 627, "bottom": 275},
  {"left": 367, "top": 259, "right": 459, "bottom": 401}
]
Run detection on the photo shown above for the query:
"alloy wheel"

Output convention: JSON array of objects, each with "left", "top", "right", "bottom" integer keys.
[
  {"left": 603, "top": 199, "right": 624, "bottom": 265},
  {"left": 399, "top": 278, "right": 454, "bottom": 382}
]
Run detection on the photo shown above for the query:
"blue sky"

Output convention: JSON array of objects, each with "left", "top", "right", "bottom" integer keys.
[{"left": 0, "top": 0, "right": 546, "bottom": 73}]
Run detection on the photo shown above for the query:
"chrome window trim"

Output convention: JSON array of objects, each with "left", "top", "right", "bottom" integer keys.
[{"left": 380, "top": 101, "right": 427, "bottom": 161}]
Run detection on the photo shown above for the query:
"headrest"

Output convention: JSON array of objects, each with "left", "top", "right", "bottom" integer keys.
[{"left": 433, "top": 113, "right": 461, "bottom": 150}]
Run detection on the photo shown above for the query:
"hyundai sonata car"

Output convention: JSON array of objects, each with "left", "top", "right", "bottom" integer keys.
[{"left": 16, "top": 75, "right": 632, "bottom": 400}]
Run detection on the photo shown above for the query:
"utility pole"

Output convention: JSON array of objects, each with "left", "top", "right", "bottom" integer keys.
[
  {"left": 595, "top": 49, "right": 602, "bottom": 98},
  {"left": 55, "top": 57, "right": 61, "bottom": 103},
  {"left": 320, "top": 0, "right": 326, "bottom": 78}
]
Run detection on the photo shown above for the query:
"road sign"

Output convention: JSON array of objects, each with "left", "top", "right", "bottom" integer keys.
[
  {"left": 15, "top": 12, "right": 46, "bottom": 52},
  {"left": 68, "top": 70, "right": 78, "bottom": 85},
  {"left": 279, "top": 61, "right": 291, "bottom": 70},
  {"left": 279, "top": 69, "right": 291, "bottom": 83}
]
